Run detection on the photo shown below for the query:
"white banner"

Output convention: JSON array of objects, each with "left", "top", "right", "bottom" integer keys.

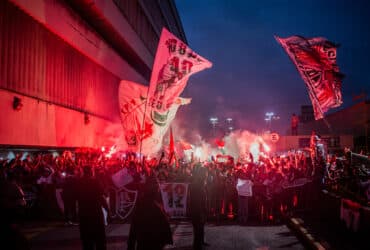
[
  {"left": 111, "top": 168, "right": 133, "bottom": 189},
  {"left": 160, "top": 182, "right": 189, "bottom": 218},
  {"left": 236, "top": 179, "right": 253, "bottom": 197}
]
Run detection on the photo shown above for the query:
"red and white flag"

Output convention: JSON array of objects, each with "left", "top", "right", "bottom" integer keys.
[
  {"left": 119, "top": 29, "right": 211, "bottom": 155},
  {"left": 119, "top": 80, "right": 191, "bottom": 156},
  {"left": 276, "top": 35, "right": 343, "bottom": 120},
  {"left": 119, "top": 80, "right": 150, "bottom": 152},
  {"left": 147, "top": 28, "right": 212, "bottom": 127}
]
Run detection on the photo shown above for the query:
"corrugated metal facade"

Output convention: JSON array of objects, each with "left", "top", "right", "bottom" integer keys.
[
  {"left": 0, "top": 0, "right": 120, "bottom": 120},
  {"left": 113, "top": 0, "right": 160, "bottom": 55}
]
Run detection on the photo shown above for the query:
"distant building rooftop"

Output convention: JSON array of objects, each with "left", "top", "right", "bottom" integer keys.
[{"left": 298, "top": 100, "right": 370, "bottom": 136}]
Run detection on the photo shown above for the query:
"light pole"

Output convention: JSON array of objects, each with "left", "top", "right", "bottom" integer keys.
[
  {"left": 209, "top": 117, "right": 218, "bottom": 136},
  {"left": 225, "top": 117, "right": 233, "bottom": 134},
  {"left": 265, "top": 112, "right": 280, "bottom": 132}
]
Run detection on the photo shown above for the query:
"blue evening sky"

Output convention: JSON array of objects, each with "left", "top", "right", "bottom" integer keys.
[{"left": 175, "top": 0, "right": 370, "bottom": 136}]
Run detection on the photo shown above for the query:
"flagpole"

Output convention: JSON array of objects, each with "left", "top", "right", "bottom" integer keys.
[
  {"left": 322, "top": 117, "right": 332, "bottom": 132},
  {"left": 139, "top": 86, "right": 151, "bottom": 164},
  {"left": 168, "top": 126, "right": 175, "bottom": 167}
]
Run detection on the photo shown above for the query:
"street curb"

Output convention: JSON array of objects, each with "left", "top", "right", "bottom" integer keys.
[{"left": 287, "top": 217, "right": 328, "bottom": 250}]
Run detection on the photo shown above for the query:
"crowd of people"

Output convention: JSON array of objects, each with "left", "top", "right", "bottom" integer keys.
[
  {"left": 0, "top": 144, "right": 369, "bottom": 249},
  {"left": 1, "top": 145, "right": 368, "bottom": 218}
]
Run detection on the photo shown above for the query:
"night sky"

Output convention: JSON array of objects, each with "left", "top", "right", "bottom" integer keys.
[{"left": 174, "top": 0, "right": 370, "bottom": 138}]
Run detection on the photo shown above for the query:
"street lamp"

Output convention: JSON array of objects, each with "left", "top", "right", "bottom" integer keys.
[
  {"left": 225, "top": 118, "right": 233, "bottom": 134},
  {"left": 210, "top": 117, "right": 218, "bottom": 126},
  {"left": 209, "top": 117, "right": 218, "bottom": 136},
  {"left": 265, "top": 112, "right": 274, "bottom": 120},
  {"left": 265, "top": 112, "right": 279, "bottom": 132}
]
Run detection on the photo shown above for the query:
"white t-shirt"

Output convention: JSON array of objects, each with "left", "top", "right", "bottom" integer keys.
[{"left": 236, "top": 178, "right": 253, "bottom": 197}]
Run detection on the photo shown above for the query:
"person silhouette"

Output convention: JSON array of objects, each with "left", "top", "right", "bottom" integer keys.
[
  {"left": 127, "top": 175, "right": 173, "bottom": 250},
  {"left": 76, "top": 166, "right": 109, "bottom": 250},
  {"left": 189, "top": 164, "right": 208, "bottom": 250},
  {"left": 291, "top": 113, "right": 299, "bottom": 135}
]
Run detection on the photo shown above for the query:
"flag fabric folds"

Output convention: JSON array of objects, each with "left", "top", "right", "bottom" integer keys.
[
  {"left": 119, "top": 28, "right": 212, "bottom": 155},
  {"left": 119, "top": 80, "right": 149, "bottom": 152},
  {"left": 119, "top": 80, "right": 191, "bottom": 156},
  {"left": 275, "top": 35, "right": 343, "bottom": 120},
  {"left": 147, "top": 28, "right": 212, "bottom": 127},
  {"left": 119, "top": 28, "right": 211, "bottom": 156}
]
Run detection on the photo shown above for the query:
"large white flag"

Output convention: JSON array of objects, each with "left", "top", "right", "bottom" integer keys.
[
  {"left": 119, "top": 28, "right": 211, "bottom": 155},
  {"left": 119, "top": 80, "right": 191, "bottom": 156},
  {"left": 147, "top": 28, "right": 212, "bottom": 127}
]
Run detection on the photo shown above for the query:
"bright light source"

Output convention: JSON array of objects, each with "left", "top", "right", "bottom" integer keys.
[
  {"left": 249, "top": 142, "right": 260, "bottom": 163},
  {"left": 226, "top": 118, "right": 233, "bottom": 122},
  {"left": 194, "top": 147, "right": 202, "bottom": 158},
  {"left": 263, "top": 143, "right": 271, "bottom": 152},
  {"left": 21, "top": 152, "right": 29, "bottom": 161},
  {"left": 7, "top": 151, "right": 15, "bottom": 161},
  {"left": 105, "top": 145, "right": 117, "bottom": 158},
  {"left": 52, "top": 152, "right": 59, "bottom": 158},
  {"left": 209, "top": 117, "right": 218, "bottom": 124}
]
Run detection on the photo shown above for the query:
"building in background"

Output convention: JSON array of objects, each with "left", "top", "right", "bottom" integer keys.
[
  {"left": 0, "top": 0, "right": 186, "bottom": 150},
  {"left": 278, "top": 100, "right": 370, "bottom": 153},
  {"left": 299, "top": 105, "right": 314, "bottom": 123}
]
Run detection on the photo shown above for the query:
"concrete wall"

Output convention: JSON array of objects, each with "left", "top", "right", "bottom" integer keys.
[{"left": 0, "top": 89, "right": 121, "bottom": 147}]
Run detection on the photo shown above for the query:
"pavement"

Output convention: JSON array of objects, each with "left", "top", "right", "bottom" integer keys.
[
  {"left": 20, "top": 219, "right": 305, "bottom": 250},
  {"left": 286, "top": 217, "right": 327, "bottom": 250},
  {"left": 285, "top": 189, "right": 369, "bottom": 250},
  {"left": 286, "top": 213, "right": 368, "bottom": 250}
]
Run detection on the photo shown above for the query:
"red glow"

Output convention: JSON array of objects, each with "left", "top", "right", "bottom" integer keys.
[
  {"left": 293, "top": 194, "right": 298, "bottom": 207},
  {"left": 105, "top": 145, "right": 117, "bottom": 158},
  {"left": 215, "top": 138, "right": 225, "bottom": 148}
]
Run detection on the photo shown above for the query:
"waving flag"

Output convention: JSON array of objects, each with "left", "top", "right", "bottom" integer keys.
[
  {"left": 147, "top": 28, "right": 212, "bottom": 127},
  {"left": 119, "top": 80, "right": 191, "bottom": 156},
  {"left": 275, "top": 35, "right": 343, "bottom": 120},
  {"left": 119, "top": 81, "right": 150, "bottom": 151},
  {"left": 119, "top": 28, "right": 211, "bottom": 155}
]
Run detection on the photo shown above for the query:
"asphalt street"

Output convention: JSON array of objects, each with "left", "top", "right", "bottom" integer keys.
[{"left": 21, "top": 220, "right": 304, "bottom": 250}]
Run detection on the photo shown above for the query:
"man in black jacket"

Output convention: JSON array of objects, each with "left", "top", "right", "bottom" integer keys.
[
  {"left": 127, "top": 175, "right": 173, "bottom": 250},
  {"left": 76, "top": 166, "right": 109, "bottom": 250},
  {"left": 189, "top": 164, "right": 208, "bottom": 250}
]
